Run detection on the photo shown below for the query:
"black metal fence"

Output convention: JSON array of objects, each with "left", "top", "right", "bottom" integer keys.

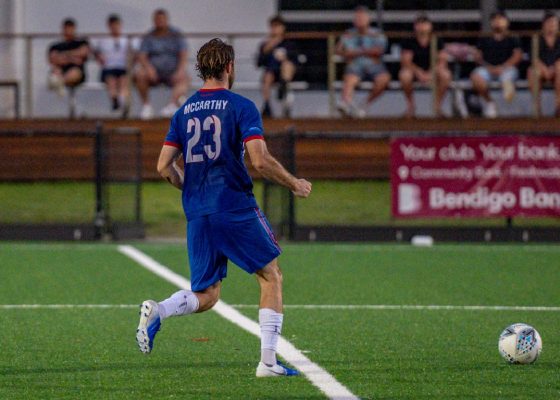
[
  {"left": 261, "top": 130, "right": 560, "bottom": 243},
  {"left": 0, "top": 124, "right": 144, "bottom": 240}
]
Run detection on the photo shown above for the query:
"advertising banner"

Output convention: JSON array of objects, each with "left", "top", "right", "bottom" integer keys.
[{"left": 391, "top": 136, "right": 560, "bottom": 218}]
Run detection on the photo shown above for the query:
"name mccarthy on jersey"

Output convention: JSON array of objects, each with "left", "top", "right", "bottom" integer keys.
[{"left": 183, "top": 99, "right": 229, "bottom": 114}]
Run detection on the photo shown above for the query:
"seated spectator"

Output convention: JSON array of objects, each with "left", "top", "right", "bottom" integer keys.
[
  {"left": 528, "top": 11, "right": 560, "bottom": 117},
  {"left": 257, "top": 16, "right": 298, "bottom": 118},
  {"left": 470, "top": 10, "right": 522, "bottom": 118},
  {"left": 47, "top": 18, "right": 89, "bottom": 96},
  {"left": 134, "top": 9, "right": 188, "bottom": 119},
  {"left": 336, "top": 6, "right": 390, "bottom": 118},
  {"left": 399, "top": 15, "right": 451, "bottom": 117},
  {"left": 92, "top": 14, "right": 131, "bottom": 117}
]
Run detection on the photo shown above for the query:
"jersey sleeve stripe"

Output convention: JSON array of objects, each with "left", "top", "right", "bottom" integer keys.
[
  {"left": 243, "top": 135, "right": 264, "bottom": 143},
  {"left": 164, "top": 141, "right": 182, "bottom": 149}
]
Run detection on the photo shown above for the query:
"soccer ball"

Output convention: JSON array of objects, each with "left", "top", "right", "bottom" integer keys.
[{"left": 498, "top": 323, "right": 542, "bottom": 364}]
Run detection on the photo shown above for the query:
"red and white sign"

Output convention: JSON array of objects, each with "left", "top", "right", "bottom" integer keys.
[{"left": 391, "top": 136, "right": 560, "bottom": 218}]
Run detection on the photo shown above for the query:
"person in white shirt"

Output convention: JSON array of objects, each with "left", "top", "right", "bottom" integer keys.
[{"left": 92, "top": 14, "right": 131, "bottom": 116}]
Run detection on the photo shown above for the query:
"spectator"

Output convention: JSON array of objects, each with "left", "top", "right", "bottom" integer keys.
[
  {"left": 528, "top": 11, "right": 560, "bottom": 117},
  {"left": 470, "top": 10, "right": 522, "bottom": 118},
  {"left": 47, "top": 18, "right": 89, "bottom": 96},
  {"left": 92, "top": 14, "right": 131, "bottom": 117},
  {"left": 135, "top": 9, "right": 188, "bottom": 119},
  {"left": 257, "top": 15, "right": 298, "bottom": 118},
  {"left": 336, "top": 6, "right": 390, "bottom": 118},
  {"left": 399, "top": 15, "right": 451, "bottom": 117}
]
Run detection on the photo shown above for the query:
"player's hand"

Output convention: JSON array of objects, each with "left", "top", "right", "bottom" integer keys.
[{"left": 292, "top": 179, "right": 312, "bottom": 198}]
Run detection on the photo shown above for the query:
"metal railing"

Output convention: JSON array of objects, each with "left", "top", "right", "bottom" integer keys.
[{"left": 0, "top": 30, "right": 550, "bottom": 118}]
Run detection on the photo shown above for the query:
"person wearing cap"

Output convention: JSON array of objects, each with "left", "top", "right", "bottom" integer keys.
[
  {"left": 336, "top": 6, "right": 390, "bottom": 118},
  {"left": 470, "top": 10, "right": 522, "bottom": 118},
  {"left": 47, "top": 18, "right": 89, "bottom": 96},
  {"left": 528, "top": 11, "right": 560, "bottom": 117},
  {"left": 257, "top": 15, "right": 299, "bottom": 118},
  {"left": 399, "top": 14, "right": 451, "bottom": 117},
  {"left": 92, "top": 14, "right": 132, "bottom": 116}
]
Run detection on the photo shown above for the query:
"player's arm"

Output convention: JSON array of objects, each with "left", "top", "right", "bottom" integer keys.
[
  {"left": 245, "top": 138, "right": 311, "bottom": 198},
  {"left": 157, "top": 145, "right": 184, "bottom": 190}
]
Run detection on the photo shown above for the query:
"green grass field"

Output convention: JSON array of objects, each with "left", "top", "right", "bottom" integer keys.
[
  {"left": 1, "top": 242, "right": 559, "bottom": 399},
  {"left": 1, "top": 181, "right": 558, "bottom": 237}
]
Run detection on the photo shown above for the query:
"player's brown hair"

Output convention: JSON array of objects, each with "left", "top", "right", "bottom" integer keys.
[{"left": 196, "top": 38, "right": 235, "bottom": 81}]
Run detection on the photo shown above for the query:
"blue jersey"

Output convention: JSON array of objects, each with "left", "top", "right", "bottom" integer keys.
[{"left": 164, "top": 88, "right": 264, "bottom": 220}]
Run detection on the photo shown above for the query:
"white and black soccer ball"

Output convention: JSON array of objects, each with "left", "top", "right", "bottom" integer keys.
[{"left": 498, "top": 323, "right": 542, "bottom": 364}]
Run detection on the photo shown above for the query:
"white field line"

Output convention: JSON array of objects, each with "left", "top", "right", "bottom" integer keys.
[
  {"left": 3, "top": 304, "right": 559, "bottom": 312},
  {"left": 0, "top": 304, "right": 137, "bottom": 309},
  {"left": 117, "top": 245, "right": 359, "bottom": 400},
  {"left": 230, "top": 304, "right": 560, "bottom": 311}
]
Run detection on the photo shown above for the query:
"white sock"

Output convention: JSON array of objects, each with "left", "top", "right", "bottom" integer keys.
[
  {"left": 259, "top": 308, "right": 283, "bottom": 366},
  {"left": 158, "top": 290, "right": 199, "bottom": 320}
]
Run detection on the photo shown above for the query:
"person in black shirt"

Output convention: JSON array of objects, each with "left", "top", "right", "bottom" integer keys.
[
  {"left": 528, "top": 11, "right": 560, "bottom": 117},
  {"left": 47, "top": 18, "right": 89, "bottom": 96},
  {"left": 470, "top": 10, "right": 522, "bottom": 118},
  {"left": 257, "top": 16, "right": 298, "bottom": 118},
  {"left": 399, "top": 15, "right": 451, "bottom": 117}
]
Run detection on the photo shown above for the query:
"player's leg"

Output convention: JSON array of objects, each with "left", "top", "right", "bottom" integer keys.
[
  {"left": 399, "top": 66, "right": 415, "bottom": 117},
  {"left": 255, "top": 259, "right": 284, "bottom": 367},
  {"left": 136, "top": 216, "right": 225, "bottom": 354},
  {"left": 211, "top": 208, "right": 298, "bottom": 377}
]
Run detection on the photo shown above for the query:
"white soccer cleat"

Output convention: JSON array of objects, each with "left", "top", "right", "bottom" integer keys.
[
  {"left": 136, "top": 300, "right": 161, "bottom": 354},
  {"left": 256, "top": 361, "right": 300, "bottom": 377}
]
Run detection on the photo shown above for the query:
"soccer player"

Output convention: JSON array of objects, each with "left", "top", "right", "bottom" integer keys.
[{"left": 136, "top": 38, "right": 312, "bottom": 377}]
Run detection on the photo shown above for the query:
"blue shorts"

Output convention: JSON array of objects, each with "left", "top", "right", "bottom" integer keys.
[{"left": 187, "top": 207, "right": 282, "bottom": 292}]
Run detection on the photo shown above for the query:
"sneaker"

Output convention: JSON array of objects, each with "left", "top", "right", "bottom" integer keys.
[
  {"left": 160, "top": 102, "right": 178, "bottom": 117},
  {"left": 336, "top": 100, "right": 351, "bottom": 117},
  {"left": 140, "top": 104, "right": 154, "bottom": 120},
  {"left": 256, "top": 360, "right": 300, "bottom": 377},
  {"left": 349, "top": 103, "right": 366, "bottom": 119},
  {"left": 483, "top": 101, "right": 498, "bottom": 119},
  {"left": 503, "top": 80, "right": 516, "bottom": 103},
  {"left": 136, "top": 300, "right": 161, "bottom": 354},
  {"left": 48, "top": 73, "right": 65, "bottom": 97}
]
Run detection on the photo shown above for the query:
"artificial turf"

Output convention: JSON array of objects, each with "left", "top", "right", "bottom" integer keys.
[{"left": 1, "top": 242, "right": 559, "bottom": 399}]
